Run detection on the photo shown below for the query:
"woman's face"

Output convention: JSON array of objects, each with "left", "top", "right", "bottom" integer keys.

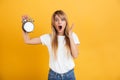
[{"left": 54, "top": 15, "right": 66, "bottom": 35}]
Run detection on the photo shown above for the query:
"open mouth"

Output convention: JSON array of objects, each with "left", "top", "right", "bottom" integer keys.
[{"left": 58, "top": 26, "right": 62, "bottom": 30}]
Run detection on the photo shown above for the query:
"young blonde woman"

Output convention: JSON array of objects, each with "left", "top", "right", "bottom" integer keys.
[{"left": 22, "top": 10, "right": 80, "bottom": 80}]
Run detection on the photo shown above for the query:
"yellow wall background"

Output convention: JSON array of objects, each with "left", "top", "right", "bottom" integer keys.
[{"left": 0, "top": 0, "right": 120, "bottom": 80}]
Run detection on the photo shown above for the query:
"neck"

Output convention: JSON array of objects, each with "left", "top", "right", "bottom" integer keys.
[{"left": 57, "top": 32, "right": 64, "bottom": 36}]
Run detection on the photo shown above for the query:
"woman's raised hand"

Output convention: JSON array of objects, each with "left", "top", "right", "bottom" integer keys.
[
  {"left": 22, "top": 15, "right": 29, "bottom": 23},
  {"left": 69, "top": 24, "right": 74, "bottom": 37}
]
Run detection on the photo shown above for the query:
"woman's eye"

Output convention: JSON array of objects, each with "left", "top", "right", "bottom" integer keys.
[
  {"left": 61, "top": 18, "right": 65, "bottom": 21},
  {"left": 55, "top": 19, "right": 58, "bottom": 22},
  {"left": 55, "top": 18, "right": 65, "bottom": 22}
]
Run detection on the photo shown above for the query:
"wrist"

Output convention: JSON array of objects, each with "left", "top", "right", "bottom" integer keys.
[{"left": 68, "top": 34, "right": 72, "bottom": 39}]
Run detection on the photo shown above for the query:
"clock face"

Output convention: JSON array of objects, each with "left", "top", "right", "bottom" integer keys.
[{"left": 23, "top": 22, "right": 34, "bottom": 32}]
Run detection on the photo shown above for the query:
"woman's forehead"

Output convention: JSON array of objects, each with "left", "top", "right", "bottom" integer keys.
[{"left": 55, "top": 14, "right": 65, "bottom": 19}]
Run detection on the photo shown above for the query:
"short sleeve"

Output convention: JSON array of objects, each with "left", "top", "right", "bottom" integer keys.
[
  {"left": 40, "top": 34, "right": 51, "bottom": 46},
  {"left": 72, "top": 32, "right": 80, "bottom": 44}
]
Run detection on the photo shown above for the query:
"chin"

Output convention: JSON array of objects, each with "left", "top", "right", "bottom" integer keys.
[{"left": 58, "top": 31, "right": 64, "bottom": 34}]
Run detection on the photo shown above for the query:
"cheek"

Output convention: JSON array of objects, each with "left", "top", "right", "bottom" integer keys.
[
  {"left": 63, "top": 25, "right": 66, "bottom": 30},
  {"left": 54, "top": 22, "right": 58, "bottom": 26},
  {"left": 63, "top": 21, "right": 66, "bottom": 25},
  {"left": 54, "top": 25, "right": 57, "bottom": 30},
  {"left": 53, "top": 24, "right": 58, "bottom": 29},
  {"left": 63, "top": 22, "right": 66, "bottom": 27}
]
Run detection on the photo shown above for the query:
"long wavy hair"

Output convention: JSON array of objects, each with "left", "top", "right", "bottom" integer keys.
[{"left": 51, "top": 10, "right": 71, "bottom": 58}]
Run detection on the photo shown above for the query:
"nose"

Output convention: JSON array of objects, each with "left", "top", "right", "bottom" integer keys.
[{"left": 58, "top": 19, "right": 62, "bottom": 24}]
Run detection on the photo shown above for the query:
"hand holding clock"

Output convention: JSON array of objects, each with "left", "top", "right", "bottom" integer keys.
[{"left": 22, "top": 15, "right": 34, "bottom": 33}]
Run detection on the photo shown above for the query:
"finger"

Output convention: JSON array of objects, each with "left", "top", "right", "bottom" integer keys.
[
  {"left": 22, "top": 15, "right": 29, "bottom": 20},
  {"left": 70, "top": 23, "right": 74, "bottom": 31}
]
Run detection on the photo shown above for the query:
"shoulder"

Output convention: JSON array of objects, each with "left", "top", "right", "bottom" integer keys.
[
  {"left": 40, "top": 33, "right": 52, "bottom": 46},
  {"left": 40, "top": 33, "right": 51, "bottom": 38},
  {"left": 72, "top": 32, "right": 80, "bottom": 44}
]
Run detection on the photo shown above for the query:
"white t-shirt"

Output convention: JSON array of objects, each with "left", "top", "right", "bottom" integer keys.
[{"left": 40, "top": 32, "right": 80, "bottom": 73}]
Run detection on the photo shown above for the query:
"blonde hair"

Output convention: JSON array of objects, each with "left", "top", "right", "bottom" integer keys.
[{"left": 51, "top": 10, "right": 71, "bottom": 58}]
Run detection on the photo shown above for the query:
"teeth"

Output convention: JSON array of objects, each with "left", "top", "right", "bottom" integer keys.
[{"left": 59, "top": 26, "right": 62, "bottom": 29}]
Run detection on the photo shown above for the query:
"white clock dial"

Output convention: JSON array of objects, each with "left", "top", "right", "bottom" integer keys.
[{"left": 23, "top": 22, "right": 34, "bottom": 32}]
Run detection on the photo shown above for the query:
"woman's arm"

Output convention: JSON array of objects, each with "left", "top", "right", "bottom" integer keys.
[
  {"left": 69, "top": 36, "right": 79, "bottom": 58},
  {"left": 22, "top": 15, "right": 41, "bottom": 45},
  {"left": 69, "top": 24, "right": 79, "bottom": 58},
  {"left": 22, "top": 31, "right": 41, "bottom": 45}
]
